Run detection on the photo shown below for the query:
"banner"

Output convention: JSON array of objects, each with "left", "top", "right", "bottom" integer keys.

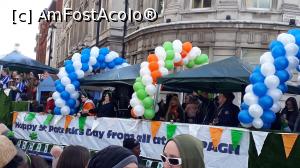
[{"left": 13, "top": 113, "right": 249, "bottom": 167}]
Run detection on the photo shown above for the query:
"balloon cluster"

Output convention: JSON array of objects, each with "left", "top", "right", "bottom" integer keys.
[
  {"left": 130, "top": 40, "right": 209, "bottom": 119},
  {"left": 53, "top": 47, "right": 129, "bottom": 115},
  {"left": 239, "top": 29, "right": 300, "bottom": 129}
]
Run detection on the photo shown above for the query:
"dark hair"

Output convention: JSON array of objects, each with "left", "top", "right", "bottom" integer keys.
[
  {"left": 56, "top": 145, "right": 90, "bottom": 168},
  {"left": 28, "top": 155, "right": 49, "bottom": 168},
  {"left": 285, "top": 97, "right": 298, "bottom": 112},
  {"left": 101, "top": 92, "right": 112, "bottom": 102},
  {"left": 4, "top": 155, "right": 26, "bottom": 168}
]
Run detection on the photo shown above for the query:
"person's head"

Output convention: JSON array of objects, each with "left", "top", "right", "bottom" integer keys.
[
  {"left": 1, "top": 69, "right": 9, "bottom": 76},
  {"left": 218, "top": 93, "right": 235, "bottom": 106},
  {"left": 27, "top": 155, "right": 49, "bottom": 168},
  {"left": 123, "top": 138, "right": 141, "bottom": 157},
  {"left": 56, "top": 145, "right": 90, "bottom": 168},
  {"left": 87, "top": 145, "right": 138, "bottom": 168},
  {"left": 50, "top": 146, "right": 63, "bottom": 159},
  {"left": 184, "top": 95, "right": 191, "bottom": 104},
  {"left": 102, "top": 93, "right": 112, "bottom": 103},
  {"left": 162, "top": 134, "right": 204, "bottom": 168},
  {"left": 169, "top": 96, "right": 180, "bottom": 107},
  {"left": 81, "top": 92, "right": 89, "bottom": 103},
  {"left": 12, "top": 71, "right": 18, "bottom": 78},
  {"left": 0, "top": 135, "right": 27, "bottom": 168},
  {"left": 285, "top": 97, "right": 298, "bottom": 111},
  {"left": 14, "top": 75, "right": 21, "bottom": 83},
  {"left": 0, "top": 123, "right": 9, "bottom": 135}
]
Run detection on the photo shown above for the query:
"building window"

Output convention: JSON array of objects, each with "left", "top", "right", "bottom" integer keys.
[
  {"left": 156, "top": 0, "right": 164, "bottom": 15},
  {"left": 192, "top": 0, "right": 211, "bottom": 8},
  {"left": 246, "top": 0, "right": 271, "bottom": 9}
]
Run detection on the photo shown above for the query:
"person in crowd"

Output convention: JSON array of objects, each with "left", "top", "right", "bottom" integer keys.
[
  {"left": 96, "top": 92, "right": 116, "bottom": 118},
  {"left": 77, "top": 92, "right": 96, "bottom": 117},
  {"left": 0, "top": 69, "right": 11, "bottom": 89},
  {"left": 182, "top": 94, "right": 191, "bottom": 110},
  {"left": 165, "top": 95, "right": 185, "bottom": 123},
  {"left": 162, "top": 134, "right": 204, "bottom": 168},
  {"left": 14, "top": 75, "right": 26, "bottom": 101},
  {"left": 26, "top": 74, "right": 39, "bottom": 101},
  {"left": 7, "top": 78, "right": 18, "bottom": 101},
  {"left": 211, "top": 93, "right": 240, "bottom": 127},
  {"left": 280, "top": 97, "right": 299, "bottom": 132},
  {"left": 123, "top": 138, "right": 143, "bottom": 167},
  {"left": 27, "top": 155, "right": 49, "bottom": 168},
  {"left": 56, "top": 145, "right": 90, "bottom": 168},
  {"left": 0, "top": 135, "right": 28, "bottom": 168},
  {"left": 45, "top": 93, "right": 55, "bottom": 114},
  {"left": 184, "top": 95, "right": 200, "bottom": 124},
  {"left": 194, "top": 91, "right": 216, "bottom": 125},
  {"left": 154, "top": 98, "right": 166, "bottom": 121},
  {"left": 87, "top": 145, "right": 138, "bottom": 168},
  {"left": 50, "top": 146, "right": 63, "bottom": 168},
  {"left": 11, "top": 71, "right": 18, "bottom": 79}
]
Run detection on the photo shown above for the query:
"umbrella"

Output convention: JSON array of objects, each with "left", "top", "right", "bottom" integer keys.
[{"left": 0, "top": 50, "right": 58, "bottom": 74}]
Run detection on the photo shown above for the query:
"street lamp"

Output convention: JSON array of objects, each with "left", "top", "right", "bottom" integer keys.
[{"left": 48, "top": 23, "right": 57, "bottom": 66}]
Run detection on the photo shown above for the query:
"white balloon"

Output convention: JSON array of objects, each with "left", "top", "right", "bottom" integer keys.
[
  {"left": 243, "top": 92, "right": 258, "bottom": 105},
  {"left": 75, "top": 70, "right": 85, "bottom": 79},
  {"left": 252, "top": 118, "right": 264, "bottom": 129},
  {"left": 298, "top": 75, "right": 300, "bottom": 83},
  {"left": 65, "top": 84, "right": 75, "bottom": 93},
  {"left": 285, "top": 43, "right": 299, "bottom": 56},
  {"left": 261, "top": 63, "right": 275, "bottom": 76},
  {"left": 61, "top": 106, "right": 70, "bottom": 115},
  {"left": 142, "top": 75, "right": 153, "bottom": 86},
  {"left": 140, "top": 67, "right": 151, "bottom": 76},
  {"left": 134, "top": 105, "right": 145, "bottom": 116},
  {"left": 52, "top": 91, "right": 61, "bottom": 100},
  {"left": 245, "top": 85, "right": 253, "bottom": 93},
  {"left": 155, "top": 104, "right": 159, "bottom": 113},
  {"left": 183, "top": 57, "right": 189, "bottom": 65},
  {"left": 72, "top": 53, "right": 81, "bottom": 62},
  {"left": 174, "top": 53, "right": 182, "bottom": 63},
  {"left": 249, "top": 104, "right": 263, "bottom": 118},
  {"left": 287, "top": 56, "right": 299, "bottom": 69},
  {"left": 277, "top": 33, "right": 295, "bottom": 46},
  {"left": 55, "top": 98, "right": 65, "bottom": 108},
  {"left": 58, "top": 67, "right": 68, "bottom": 79},
  {"left": 70, "top": 92, "right": 79, "bottom": 99},
  {"left": 132, "top": 93, "right": 137, "bottom": 99},
  {"left": 155, "top": 46, "right": 167, "bottom": 60},
  {"left": 89, "top": 56, "right": 97, "bottom": 66},
  {"left": 173, "top": 40, "right": 182, "bottom": 53},
  {"left": 264, "top": 75, "right": 280, "bottom": 89},
  {"left": 241, "top": 122, "right": 252, "bottom": 128},
  {"left": 61, "top": 77, "right": 71, "bottom": 86},
  {"left": 158, "top": 60, "right": 165, "bottom": 67},
  {"left": 146, "top": 84, "right": 156, "bottom": 96},
  {"left": 88, "top": 66, "right": 93, "bottom": 73},
  {"left": 267, "top": 88, "right": 283, "bottom": 102},
  {"left": 271, "top": 102, "right": 281, "bottom": 113},
  {"left": 130, "top": 98, "right": 141, "bottom": 107},
  {"left": 141, "top": 62, "right": 149, "bottom": 68},
  {"left": 73, "top": 61, "right": 82, "bottom": 70},
  {"left": 159, "top": 67, "right": 169, "bottom": 76},
  {"left": 189, "top": 47, "right": 201, "bottom": 59},
  {"left": 90, "top": 47, "right": 99, "bottom": 58},
  {"left": 105, "top": 51, "right": 119, "bottom": 62},
  {"left": 76, "top": 100, "right": 80, "bottom": 107},
  {"left": 260, "top": 52, "right": 274, "bottom": 64}
]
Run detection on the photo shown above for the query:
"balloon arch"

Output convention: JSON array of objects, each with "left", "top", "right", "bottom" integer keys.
[{"left": 52, "top": 28, "right": 300, "bottom": 130}]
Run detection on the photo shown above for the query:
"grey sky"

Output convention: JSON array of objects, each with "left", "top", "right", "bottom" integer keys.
[{"left": 0, "top": 0, "right": 52, "bottom": 59}]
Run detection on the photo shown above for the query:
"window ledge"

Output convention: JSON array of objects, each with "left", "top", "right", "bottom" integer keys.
[
  {"left": 240, "top": 8, "right": 281, "bottom": 14},
  {"left": 180, "top": 8, "right": 217, "bottom": 14}
]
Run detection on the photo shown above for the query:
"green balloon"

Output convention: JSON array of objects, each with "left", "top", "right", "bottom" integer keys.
[
  {"left": 186, "top": 60, "right": 195, "bottom": 68},
  {"left": 165, "top": 60, "right": 174, "bottom": 70},
  {"left": 195, "top": 54, "right": 209, "bottom": 65},
  {"left": 135, "top": 77, "right": 142, "bottom": 83},
  {"left": 144, "top": 108, "right": 155, "bottom": 120},
  {"left": 166, "top": 50, "right": 175, "bottom": 60},
  {"left": 137, "top": 89, "right": 148, "bottom": 100},
  {"left": 142, "top": 97, "right": 154, "bottom": 109},
  {"left": 163, "top": 41, "right": 173, "bottom": 51},
  {"left": 133, "top": 82, "right": 145, "bottom": 92}
]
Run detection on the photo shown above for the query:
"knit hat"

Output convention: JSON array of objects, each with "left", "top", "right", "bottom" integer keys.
[
  {"left": 0, "top": 135, "right": 18, "bottom": 167},
  {"left": 164, "top": 134, "right": 205, "bottom": 168},
  {"left": 123, "top": 138, "right": 140, "bottom": 150},
  {"left": 87, "top": 145, "right": 138, "bottom": 168}
]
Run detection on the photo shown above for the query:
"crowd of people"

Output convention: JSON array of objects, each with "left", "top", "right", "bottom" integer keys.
[{"left": 0, "top": 122, "right": 205, "bottom": 168}]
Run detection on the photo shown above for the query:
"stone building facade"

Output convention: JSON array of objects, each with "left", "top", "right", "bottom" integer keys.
[{"left": 125, "top": 0, "right": 300, "bottom": 66}]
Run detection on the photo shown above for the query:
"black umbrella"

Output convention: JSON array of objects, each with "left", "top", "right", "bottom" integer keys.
[{"left": 0, "top": 51, "right": 58, "bottom": 74}]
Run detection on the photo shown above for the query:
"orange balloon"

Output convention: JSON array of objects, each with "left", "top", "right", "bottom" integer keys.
[
  {"left": 131, "top": 109, "right": 137, "bottom": 118},
  {"left": 181, "top": 50, "right": 188, "bottom": 58},
  {"left": 147, "top": 54, "right": 158, "bottom": 62},
  {"left": 151, "top": 70, "right": 162, "bottom": 83},
  {"left": 182, "top": 42, "right": 192, "bottom": 52},
  {"left": 149, "top": 62, "right": 159, "bottom": 71},
  {"left": 174, "top": 60, "right": 183, "bottom": 67}
]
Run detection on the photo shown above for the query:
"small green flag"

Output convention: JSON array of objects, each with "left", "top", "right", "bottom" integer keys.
[
  {"left": 79, "top": 117, "right": 87, "bottom": 132},
  {"left": 29, "top": 132, "right": 38, "bottom": 140},
  {"left": 167, "top": 124, "right": 177, "bottom": 140},
  {"left": 231, "top": 129, "right": 243, "bottom": 150},
  {"left": 43, "top": 114, "right": 54, "bottom": 125},
  {"left": 25, "top": 112, "right": 36, "bottom": 122},
  {"left": 7, "top": 131, "right": 14, "bottom": 138}
]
